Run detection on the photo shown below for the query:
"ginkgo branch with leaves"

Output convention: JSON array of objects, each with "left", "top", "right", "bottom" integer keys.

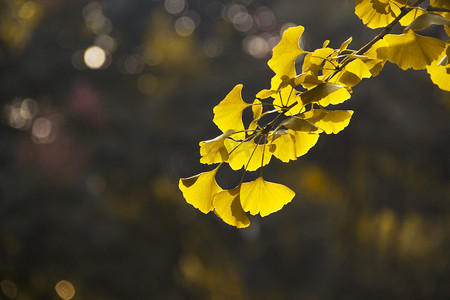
[{"left": 179, "top": 0, "right": 450, "bottom": 228}]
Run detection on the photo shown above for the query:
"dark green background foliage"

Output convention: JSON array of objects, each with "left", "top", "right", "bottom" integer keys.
[{"left": 1, "top": 0, "right": 449, "bottom": 299}]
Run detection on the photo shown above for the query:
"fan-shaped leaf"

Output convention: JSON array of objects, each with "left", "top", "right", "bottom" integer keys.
[
  {"left": 301, "top": 82, "right": 351, "bottom": 106},
  {"left": 281, "top": 117, "right": 320, "bottom": 133},
  {"left": 240, "top": 176, "right": 295, "bottom": 217},
  {"left": 213, "top": 187, "right": 250, "bottom": 228},
  {"left": 268, "top": 25, "right": 307, "bottom": 78},
  {"left": 404, "top": 13, "right": 450, "bottom": 32},
  {"left": 383, "top": 30, "right": 446, "bottom": 70},
  {"left": 213, "top": 84, "right": 249, "bottom": 140},
  {"left": 332, "top": 58, "right": 372, "bottom": 87},
  {"left": 269, "top": 130, "right": 319, "bottom": 162},
  {"left": 224, "top": 139, "right": 272, "bottom": 171},
  {"left": 302, "top": 109, "right": 354, "bottom": 134},
  {"left": 179, "top": 166, "right": 222, "bottom": 213},
  {"left": 199, "top": 130, "right": 234, "bottom": 165},
  {"left": 355, "top": 0, "right": 402, "bottom": 29},
  {"left": 426, "top": 44, "right": 450, "bottom": 91}
]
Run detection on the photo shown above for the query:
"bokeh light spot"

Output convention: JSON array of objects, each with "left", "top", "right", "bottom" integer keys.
[
  {"left": 1, "top": 280, "right": 18, "bottom": 299},
  {"left": 55, "top": 280, "right": 75, "bottom": 300},
  {"left": 32, "top": 117, "right": 58, "bottom": 144},
  {"left": 164, "top": 0, "right": 185, "bottom": 15},
  {"left": 84, "top": 46, "right": 106, "bottom": 69},
  {"left": 233, "top": 12, "right": 253, "bottom": 33},
  {"left": 243, "top": 35, "right": 269, "bottom": 59},
  {"left": 202, "top": 38, "right": 223, "bottom": 58},
  {"left": 18, "top": 1, "right": 37, "bottom": 19},
  {"left": 175, "top": 16, "right": 195, "bottom": 37}
]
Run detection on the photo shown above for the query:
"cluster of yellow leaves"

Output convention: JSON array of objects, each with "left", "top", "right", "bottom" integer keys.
[{"left": 179, "top": 0, "right": 450, "bottom": 228}]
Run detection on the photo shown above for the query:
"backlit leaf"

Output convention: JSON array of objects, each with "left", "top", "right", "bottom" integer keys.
[
  {"left": 225, "top": 139, "right": 272, "bottom": 171},
  {"left": 269, "top": 130, "right": 319, "bottom": 162},
  {"left": 426, "top": 43, "right": 450, "bottom": 91},
  {"left": 300, "top": 82, "right": 351, "bottom": 106},
  {"left": 268, "top": 25, "right": 307, "bottom": 78},
  {"left": 355, "top": 0, "right": 402, "bottom": 29},
  {"left": 240, "top": 176, "right": 295, "bottom": 217},
  {"left": 331, "top": 58, "right": 372, "bottom": 87},
  {"left": 301, "top": 109, "right": 354, "bottom": 134},
  {"left": 302, "top": 47, "right": 335, "bottom": 76},
  {"left": 361, "top": 39, "right": 389, "bottom": 76},
  {"left": 249, "top": 99, "right": 263, "bottom": 132},
  {"left": 383, "top": 30, "right": 446, "bottom": 70},
  {"left": 281, "top": 117, "right": 320, "bottom": 133},
  {"left": 273, "top": 85, "right": 302, "bottom": 114},
  {"left": 199, "top": 130, "right": 234, "bottom": 165},
  {"left": 213, "top": 84, "right": 249, "bottom": 140},
  {"left": 213, "top": 187, "right": 250, "bottom": 228},
  {"left": 179, "top": 166, "right": 222, "bottom": 213},
  {"left": 404, "top": 13, "right": 450, "bottom": 32}
]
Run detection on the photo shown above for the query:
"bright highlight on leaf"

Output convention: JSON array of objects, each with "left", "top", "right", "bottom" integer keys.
[
  {"left": 199, "top": 130, "right": 234, "bottom": 165},
  {"left": 179, "top": 1, "right": 449, "bottom": 228},
  {"left": 213, "top": 187, "right": 250, "bottom": 228},
  {"left": 268, "top": 25, "right": 307, "bottom": 78},
  {"left": 240, "top": 176, "right": 295, "bottom": 217},
  {"left": 383, "top": 30, "right": 446, "bottom": 70},
  {"left": 213, "top": 84, "right": 249, "bottom": 140},
  {"left": 179, "top": 166, "right": 222, "bottom": 213}
]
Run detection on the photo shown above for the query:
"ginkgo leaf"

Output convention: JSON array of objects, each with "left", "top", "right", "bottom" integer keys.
[
  {"left": 272, "top": 85, "right": 302, "bottom": 114},
  {"left": 361, "top": 39, "right": 389, "bottom": 76},
  {"left": 213, "top": 84, "right": 249, "bottom": 140},
  {"left": 293, "top": 71, "right": 324, "bottom": 89},
  {"left": 240, "top": 176, "right": 295, "bottom": 217},
  {"left": 268, "top": 25, "right": 307, "bottom": 78},
  {"left": 199, "top": 130, "right": 234, "bottom": 165},
  {"left": 426, "top": 44, "right": 450, "bottom": 91},
  {"left": 339, "top": 37, "right": 353, "bottom": 53},
  {"left": 179, "top": 166, "right": 222, "bottom": 213},
  {"left": 331, "top": 58, "right": 372, "bottom": 87},
  {"left": 404, "top": 13, "right": 450, "bottom": 32},
  {"left": 213, "top": 187, "right": 250, "bottom": 228},
  {"left": 300, "top": 82, "right": 351, "bottom": 106},
  {"left": 256, "top": 89, "right": 276, "bottom": 99},
  {"left": 301, "top": 109, "right": 354, "bottom": 134},
  {"left": 302, "top": 47, "right": 335, "bottom": 76},
  {"left": 355, "top": 0, "right": 402, "bottom": 29},
  {"left": 281, "top": 117, "right": 320, "bottom": 133},
  {"left": 383, "top": 30, "right": 446, "bottom": 70},
  {"left": 249, "top": 99, "right": 263, "bottom": 132},
  {"left": 430, "top": 0, "right": 450, "bottom": 9},
  {"left": 399, "top": 7, "right": 426, "bottom": 27},
  {"left": 224, "top": 138, "right": 272, "bottom": 171},
  {"left": 269, "top": 130, "right": 319, "bottom": 162}
]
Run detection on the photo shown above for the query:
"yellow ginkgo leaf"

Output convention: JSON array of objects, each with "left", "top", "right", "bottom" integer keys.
[
  {"left": 355, "top": 0, "right": 402, "bottom": 29},
  {"left": 273, "top": 85, "right": 302, "bottom": 114},
  {"left": 213, "top": 84, "right": 249, "bottom": 140},
  {"left": 225, "top": 138, "right": 272, "bottom": 171},
  {"left": 361, "top": 39, "right": 389, "bottom": 76},
  {"left": 331, "top": 58, "right": 372, "bottom": 87},
  {"left": 403, "top": 12, "right": 450, "bottom": 32},
  {"left": 339, "top": 37, "right": 353, "bottom": 54},
  {"left": 300, "top": 82, "right": 351, "bottom": 107},
  {"left": 268, "top": 25, "right": 307, "bottom": 78},
  {"left": 301, "top": 109, "right": 354, "bottom": 134},
  {"left": 269, "top": 130, "right": 319, "bottom": 162},
  {"left": 399, "top": 7, "right": 426, "bottom": 27},
  {"left": 179, "top": 166, "right": 222, "bottom": 213},
  {"left": 199, "top": 130, "right": 234, "bottom": 165},
  {"left": 248, "top": 99, "right": 263, "bottom": 132},
  {"left": 426, "top": 44, "right": 450, "bottom": 91},
  {"left": 256, "top": 89, "right": 276, "bottom": 99},
  {"left": 302, "top": 47, "right": 335, "bottom": 76},
  {"left": 213, "top": 187, "right": 250, "bottom": 228},
  {"left": 383, "top": 30, "right": 446, "bottom": 70},
  {"left": 240, "top": 176, "right": 295, "bottom": 217}
]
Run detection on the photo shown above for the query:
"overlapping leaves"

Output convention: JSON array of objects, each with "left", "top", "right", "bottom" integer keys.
[{"left": 179, "top": 1, "right": 450, "bottom": 228}]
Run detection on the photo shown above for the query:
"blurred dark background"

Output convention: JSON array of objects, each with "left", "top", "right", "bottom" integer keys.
[{"left": 1, "top": 0, "right": 449, "bottom": 299}]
